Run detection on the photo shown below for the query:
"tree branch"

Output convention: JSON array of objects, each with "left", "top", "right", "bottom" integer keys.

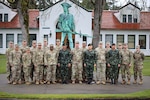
[{"left": 90, "top": 0, "right": 95, "bottom": 6}]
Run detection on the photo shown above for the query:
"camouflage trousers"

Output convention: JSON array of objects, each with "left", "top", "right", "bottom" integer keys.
[
  {"left": 106, "top": 65, "right": 110, "bottom": 80},
  {"left": 71, "top": 62, "right": 83, "bottom": 81},
  {"left": 11, "top": 65, "right": 21, "bottom": 82},
  {"left": 34, "top": 65, "right": 44, "bottom": 82},
  {"left": 60, "top": 64, "right": 69, "bottom": 82},
  {"left": 109, "top": 65, "right": 118, "bottom": 80},
  {"left": 96, "top": 63, "right": 106, "bottom": 82},
  {"left": 46, "top": 65, "right": 56, "bottom": 82},
  {"left": 23, "top": 66, "right": 32, "bottom": 82},
  {"left": 43, "top": 66, "right": 47, "bottom": 81},
  {"left": 6, "top": 62, "right": 12, "bottom": 81},
  {"left": 133, "top": 65, "right": 143, "bottom": 81},
  {"left": 121, "top": 64, "right": 131, "bottom": 81},
  {"left": 85, "top": 63, "right": 94, "bottom": 81}
]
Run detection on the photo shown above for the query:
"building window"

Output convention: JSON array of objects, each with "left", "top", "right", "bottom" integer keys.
[
  {"left": 0, "top": 14, "right": 2, "bottom": 22},
  {"left": 123, "top": 15, "right": 126, "bottom": 23},
  {"left": 100, "top": 34, "right": 102, "bottom": 41},
  {"left": 117, "top": 35, "right": 124, "bottom": 45},
  {"left": 128, "top": 35, "right": 135, "bottom": 49},
  {"left": 139, "top": 35, "right": 146, "bottom": 49},
  {"left": 44, "top": 35, "right": 48, "bottom": 42},
  {"left": 105, "top": 34, "right": 113, "bottom": 46},
  {"left": 6, "top": 34, "right": 14, "bottom": 48},
  {"left": 128, "top": 15, "right": 132, "bottom": 23},
  {"left": 17, "top": 34, "right": 22, "bottom": 46},
  {"left": 83, "top": 36, "right": 87, "bottom": 42},
  {"left": 0, "top": 34, "right": 3, "bottom": 48},
  {"left": 134, "top": 18, "right": 137, "bottom": 23},
  {"left": 4, "top": 14, "right": 8, "bottom": 22},
  {"left": 29, "top": 34, "right": 36, "bottom": 47}
]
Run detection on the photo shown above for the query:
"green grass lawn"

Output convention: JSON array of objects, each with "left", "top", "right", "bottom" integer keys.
[
  {"left": 0, "top": 89, "right": 150, "bottom": 99},
  {"left": 0, "top": 54, "right": 6, "bottom": 74}
]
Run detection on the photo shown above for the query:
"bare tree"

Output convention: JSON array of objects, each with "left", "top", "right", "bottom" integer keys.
[{"left": 91, "top": 0, "right": 106, "bottom": 48}]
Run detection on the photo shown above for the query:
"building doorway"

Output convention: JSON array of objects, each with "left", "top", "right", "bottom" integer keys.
[{"left": 56, "top": 32, "right": 75, "bottom": 49}]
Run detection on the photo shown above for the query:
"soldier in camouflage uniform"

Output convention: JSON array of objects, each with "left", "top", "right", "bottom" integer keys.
[
  {"left": 22, "top": 47, "right": 32, "bottom": 85},
  {"left": 30, "top": 40, "right": 37, "bottom": 82},
  {"left": 133, "top": 45, "right": 145, "bottom": 85},
  {"left": 9, "top": 44, "right": 22, "bottom": 85},
  {"left": 20, "top": 40, "right": 28, "bottom": 83},
  {"left": 44, "top": 44, "right": 58, "bottom": 84},
  {"left": 121, "top": 43, "right": 132, "bottom": 85},
  {"left": 34, "top": 43, "right": 44, "bottom": 84},
  {"left": 71, "top": 41, "right": 83, "bottom": 84},
  {"left": 95, "top": 41, "right": 106, "bottom": 85},
  {"left": 117, "top": 43, "right": 123, "bottom": 82},
  {"left": 43, "top": 39, "right": 49, "bottom": 83},
  {"left": 6, "top": 41, "right": 14, "bottom": 84},
  {"left": 58, "top": 43, "right": 71, "bottom": 84},
  {"left": 107, "top": 43, "right": 121, "bottom": 84},
  {"left": 55, "top": 39, "right": 62, "bottom": 82},
  {"left": 83, "top": 43, "right": 97, "bottom": 84},
  {"left": 81, "top": 41, "right": 87, "bottom": 82},
  {"left": 105, "top": 42, "right": 111, "bottom": 82}
]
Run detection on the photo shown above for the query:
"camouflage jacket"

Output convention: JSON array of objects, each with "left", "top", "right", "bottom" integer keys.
[
  {"left": 6, "top": 47, "right": 14, "bottom": 63},
  {"left": 44, "top": 50, "right": 58, "bottom": 65},
  {"left": 58, "top": 49, "right": 71, "bottom": 65},
  {"left": 107, "top": 49, "right": 121, "bottom": 65},
  {"left": 22, "top": 53, "right": 32, "bottom": 67},
  {"left": 71, "top": 48, "right": 83, "bottom": 63},
  {"left": 20, "top": 46, "right": 28, "bottom": 54},
  {"left": 133, "top": 51, "right": 144, "bottom": 66},
  {"left": 9, "top": 50, "right": 22, "bottom": 66},
  {"left": 34, "top": 49, "right": 44, "bottom": 66},
  {"left": 30, "top": 47, "right": 37, "bottom": 65},
  {"left": 121, "top": 49, "right": 132, "bottom": 65},
  {"left": 83, "top": 50, "right": 97, "bottom": 65},
  {"left": 95, "top": 47, "right": 106, "bottom": 64}
]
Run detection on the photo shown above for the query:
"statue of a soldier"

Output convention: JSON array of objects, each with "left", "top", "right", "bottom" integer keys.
[{"left": 57, "top": 2, "right": 75, "bottom": 49}]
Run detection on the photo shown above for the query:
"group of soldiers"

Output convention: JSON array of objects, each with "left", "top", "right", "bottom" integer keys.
[{"left": 6, "top": 39, "right": 145, "bottom": 85}]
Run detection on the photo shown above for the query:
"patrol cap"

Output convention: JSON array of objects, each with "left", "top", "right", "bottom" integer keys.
[
  {"left": 136, "top": 45, "right": 140, "bottom": 49},
  {"left": 44, "top": 39, "right": 47, "bottom": 42},
  {"left": 9, "top": 41, "right": 13, "bottom": 44},
  {"left": 99, "top": 41, "right": 103, "bottom": 44},
  {"left": 111, "top": 43, "right": 116, "bottom": 46},
  {"left": 123, "top": 43, "right": 128, "bottom": 46},
  {"left": 75, "top": 41, "right": 79, "bottom": 44},
  {"left": 118, "top": 43, "right": 122, "bottom": 46},
  {"left": 23, "top": 40, "right": 27, "bottom": 42},
  {"left": 106, "top": 41, "right": 110, "bottom": 45},
  {"left": 49, "top": 44, "right": 54, "bottom": 47},
  {"left": 38, "top": 43, "right": 42, "bottom": 46},
  {"left": 15, "top": 44, "right": 19, "bottom": 47},
  {"left": 56, "top": 39, "right": 60, "bottom": 42},
  {"left": 26, "top": 47, "right": 30, "bottom": 50},
  {"left": 62, "top": 43, "right": 67, "bottom": 46},
  {"left": 83, "top": 41, "right": 86, "bottom": 44},
  {"left": 61, "top": 2, "right": 71, "bottom": 8},
  {"left": 88, "top": 43, "right": 92, "bottom": 46}
]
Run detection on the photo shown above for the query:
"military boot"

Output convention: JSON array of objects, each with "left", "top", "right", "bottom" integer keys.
[
  {"left": 79, "top": 81, "right": 82, "bottom": 84},
  {"left": 96, "top": 81, "right": 100, "bottom": 85},
  {"left": 127, "top": 80, "right": 131, "bottom": 85},
  {"left": 133, "top": 80, "right": 137, "bottom": 84},
  {"left": 72, "top": 80, "right": 75, "bottom": 84},
  {"left": 121, "top": 80, "right": 126, "bottom": 84},
  {"left": 138, "top": 80, "right": 143, "bottom": 85}
]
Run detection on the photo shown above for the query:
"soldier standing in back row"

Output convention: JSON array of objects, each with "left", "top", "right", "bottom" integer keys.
[
  {"left": 107, "top": 43, "right": 121, "bottom": 84},
  {"left": 95, "top": 41, "right": 106, "bottom": 85},
  {"left": 34, "top": 43, "right": 44, "bottom": 84},
  {"left": 71, "top": 41, "right": 83, "bottom": 84},
  {"left": 133, "top": 45, "right": 145, "bottom": 85},
  {"left": 22, "top": 47, "right": 32, "bottom": 85},
  {"left": 6, "top": 41, "right": 14, "bottom": 84},
  {"left": 9, "top": 44, "right": 22, "bottom": 85},
  {"left": 58, "top": 43, "right": 71, "bottom": 84},
  {"left": 121, "top": 43, "right": 132, "bottom": 85},
  {"left": 83, "top": 43, "right": 97, "bottom": 84},
  {"left": 44, "top": 44, "right": 58, "bottom": 84}
]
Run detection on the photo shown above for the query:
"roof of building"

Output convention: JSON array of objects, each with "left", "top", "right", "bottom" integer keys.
[{"left": 0, "top": 9, "right": 39, "bottom": 29}]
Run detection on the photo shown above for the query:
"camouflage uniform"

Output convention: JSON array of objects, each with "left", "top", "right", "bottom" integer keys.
[
  {"left": 121, "top": 49, "right": 132, "bottom": 83},
  {"left": 81, "top": 47, "right": 87, "bottom": 81},
  {"left": 22, "top": 50, "right": 32, "bottom": 83},
  {"left": 95, "top": 47, "right": 106, "bottom": 84},
  {"left": 9, "top": 49, "right": 22, "bottom": 84},
  {"left": 71, "top": 48, "right": 83, "bottom": 82},
  {"left": 83, "top": 47, "right": 97, "bottom": 84},
  {"left": 6, "top": 47, "right": 14, "bottom": 82},
  {"left": 105, "top": 47, "right": 111, "bottom": 81},
  {"left": 133, "top": 49, "right": 144, "bottom": 84},
  {"left": 44, "top": 48, "right": 58, "bottom": 83},
  {"left": 58, "top": 49, "right": 71, "bottom": 83},
  {"left": 107, "top": 49, "right": 121, "bottom": 84},
  {"left": 34, "top": 47, "right": 44, "bottom": 84}
]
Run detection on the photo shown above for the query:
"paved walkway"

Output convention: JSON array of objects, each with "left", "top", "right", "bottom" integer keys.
[{"left": 0, "top": 74, "right": 150, "bottom": 94}]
